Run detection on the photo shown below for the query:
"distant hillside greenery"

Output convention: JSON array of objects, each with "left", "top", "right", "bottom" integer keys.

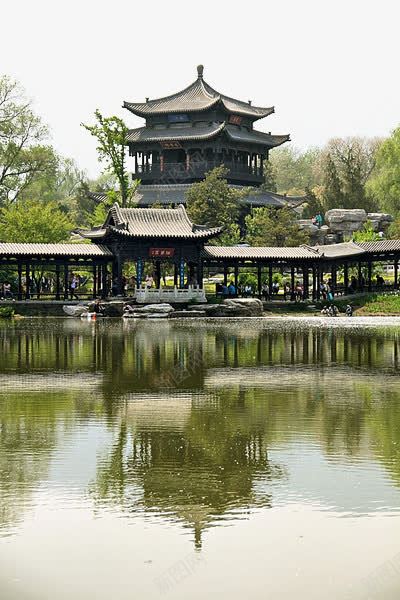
[{"left": 1, "top": 72, "right": 400, "bottom": 245}]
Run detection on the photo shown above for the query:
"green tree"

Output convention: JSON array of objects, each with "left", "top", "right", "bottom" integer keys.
[
  {"left": 82, "top": 110, "right": 132, "bottom": 207},
  {"left": 301, "top": 187, "right": 325, "bottom": 219},
  {"left": 0, "top": 75, "right": 57, "bottom": 205},
  {"left": 367, "top": 127, "right": 400, "bottom": 216},
  {"left": 353, "top": 221, "right": 381, "bottom": 243},
  {"left": 322, "top": 154, "right": 345, "bottom": 210},
  {"left": 0, "top": 199, "right": 73, "bottom": 242},
  {"left": 261, "top": 160, "right": 277, "bottom": 192},
  {"left": 269, "top": 146, "right": 322, "bottom": 194},
  {"left": 245, "top": 206, "right": 310, "bottom": 246},
  {"left": 186, "top": 166, "right": 243, "bottom": 244},
  {"left": 323, "top": 137, "right": 379, "bottom": 211},
  {"left": 387, "top": 218, "right": 400, "bottom": 240}
]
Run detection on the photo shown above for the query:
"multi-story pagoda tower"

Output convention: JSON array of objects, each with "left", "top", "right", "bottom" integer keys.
[{"left": 123, "top": 65, "right": 289, "bottom": 191}]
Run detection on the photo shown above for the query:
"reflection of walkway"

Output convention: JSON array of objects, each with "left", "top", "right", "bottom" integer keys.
[{"left": 205, "top": 366, "right": 400, "bottom": 389}]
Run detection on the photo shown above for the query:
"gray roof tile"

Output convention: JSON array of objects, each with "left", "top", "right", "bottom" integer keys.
[
  {"left": 127, "top": 122, "right": 289, "bottom": 149},
  {"left": 312, "top": 242, "right": 366, "bottom": 258},
  {"left": 124, "top": 67, "right": 274, "bottom": 120},
  {"left": 357, "top": 240, "right": 400, "bottom": 253},
  {"left": 79, "top": 204, "right": 221, "bottom": 240},
  {"left": 0, "top": 243, "right": 112, "bottom": 257},
  {"left": 203, "top": 246, "right": 319, "bottom": 261}
]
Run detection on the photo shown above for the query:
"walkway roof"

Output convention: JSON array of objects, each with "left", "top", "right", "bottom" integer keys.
[{"left": 0, "top": 243, "right": 112, "bottom": 257}]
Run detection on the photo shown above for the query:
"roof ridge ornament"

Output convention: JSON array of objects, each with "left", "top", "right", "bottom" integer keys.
[{"left": 197, "top": 64, "right": 204, "bottom": 79}]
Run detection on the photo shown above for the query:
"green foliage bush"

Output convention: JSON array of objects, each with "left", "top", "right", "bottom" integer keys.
[
  {"left": 0, "top": 307, "right": 15, "bottom": 318},
  {"left": 361, "top": 293, "right": 400, "bottom": 315}
]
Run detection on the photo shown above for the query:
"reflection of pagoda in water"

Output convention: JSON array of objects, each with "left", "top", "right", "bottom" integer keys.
[{"left": 91, "top": 388, "right": 285, "bottom": 549}]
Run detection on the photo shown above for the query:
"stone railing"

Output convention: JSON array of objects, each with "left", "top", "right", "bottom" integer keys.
[{"left": 134, "top": 286, "right": 206, "bottom": 304}]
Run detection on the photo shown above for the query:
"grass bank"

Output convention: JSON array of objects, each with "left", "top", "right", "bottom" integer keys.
[{"left": 356, "top": 293, "right": 400, "bottom": 315}]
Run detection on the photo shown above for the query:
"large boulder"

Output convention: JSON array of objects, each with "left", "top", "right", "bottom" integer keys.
[
  {"left": 169, "top": 310, "right": 206, "bottom": 318},
  {"left": 102, "top": 301, "right": 125, "bottom": 317},
  {"left": 128, "top": 303, "right": 174, "bottom": 314},
  {"left": 325, "top": 209, "right": 367, "bottom": 233},
  {"left": 220, "top": 298, "right": 263, "bottom": 317},
  {"left": 367, "top": 212, "right": 393, "bottom": 232}
]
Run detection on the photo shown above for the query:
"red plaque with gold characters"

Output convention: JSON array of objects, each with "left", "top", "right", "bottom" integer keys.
[
  {"left": 149, "top": 248, "right": 175, "bottom": 258},
  {"left": 228, "top": 115, "right": 242, "bottom": 125}
]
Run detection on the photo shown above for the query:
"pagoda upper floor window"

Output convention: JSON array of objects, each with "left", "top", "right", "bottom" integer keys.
[
  {"left": 167, "top": 114, "right": 189, "bottom": 123},
  {"left": 169, "top": 122, "right": 192, "bottom": 129}
]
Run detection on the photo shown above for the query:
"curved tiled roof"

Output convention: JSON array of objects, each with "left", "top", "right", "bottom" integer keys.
[
  {"left": 127, "top": 122, "right": 289, "bottom": 149},
  {"left": 0, "top": 243, "right": 112, "bottom": 257},
  {"left": 225, "top": 125, "right": 290, "bottom": 148},
  {"left": 87, "top": 186, "right": 307, "bottom": 208},
  {"left": 357, "top": 240, "right": 400, "bottom": 253},
  {"left": 311, "top": 242, "right": 366, "bottom": 259},
  {"left": 203, "top": 246, "right": 319, "bottom": 261},
  {"left": 127, "top": 122, "right": 225, "bottom": 143},
  {"left": 123, "top": 66, "right": 274, "bottom": 120},
  {"left": 79, "top": 203, "right": 221, "bottom": 240}
]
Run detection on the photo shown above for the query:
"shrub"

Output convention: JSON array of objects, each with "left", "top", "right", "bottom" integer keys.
[{"left": 0, "top": 307, "right": 15, "bottom": 318}]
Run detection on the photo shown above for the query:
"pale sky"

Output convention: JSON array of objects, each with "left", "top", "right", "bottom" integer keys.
[{"left": 1, "top": 0, "right": 399, "bottom": 177}]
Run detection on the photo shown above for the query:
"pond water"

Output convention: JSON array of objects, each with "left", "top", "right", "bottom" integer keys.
[{"left": 1, "top": 317, "right": 400, "bottom": 599}]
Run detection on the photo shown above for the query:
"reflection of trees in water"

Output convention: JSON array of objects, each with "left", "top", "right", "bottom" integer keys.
[
  {"left": 1, "top": 321, "right": 400, "bottom": 386},
  {"left": 0, "top": 391, "right": 102, "bottom": 534},
  {"left": 2, "top": 320, "right": 400, "bottom": 539}
]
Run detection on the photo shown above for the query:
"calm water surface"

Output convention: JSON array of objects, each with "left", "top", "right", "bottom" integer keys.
[{"left": 1, "top": 317, "right": 400, "bottom": 599}]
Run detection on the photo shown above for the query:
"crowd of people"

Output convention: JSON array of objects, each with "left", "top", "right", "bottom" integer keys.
[{"left": 0, "top": 273, "right": 88, "bottom": 300}]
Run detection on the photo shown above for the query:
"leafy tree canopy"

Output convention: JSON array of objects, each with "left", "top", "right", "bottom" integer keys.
[
  {"left": 245, "top": 206, "right": 310, "bottom": 247},
  {"left": 367, "top": 127, "right": 400, "bottom": 216},
  {"left": 82, "top": 110, "right": 135, "bottom": 207},
  {"left": 0, "top": 199, "right": 73, "bottom": 243},
  {"left": 352, "top": 221, "right": 381, "bottom": 243},
  {"left": 0, "top": 75, "right": 58, "bottom": 206},
  {"left": 186, "top": 166, "right": 244, "bottom": 244},
  {"left": 322, "top": 137, "right": 380, "bottom": 211},
  {"left": 269, "top": 146, "right": 322, "bottom": 194}
]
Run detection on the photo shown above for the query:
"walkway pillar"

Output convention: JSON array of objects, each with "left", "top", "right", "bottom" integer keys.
[
  {"left": 101, "top": 264, "right": 107, "bottom": 299},
  {"left": 291, "top": 267, "right": 295, "bottom": 293},
  {"left": 17, "top": 262, "right": 23, "bottom": 300},
  {"left": 234, "top": 265, "right": 239, "bottom": 292},
  {"left": 367, "top": 261, "right": 372, "bottom": 292},
  {"left": 257, "top": 266, "right": 262, "bottom": 298},
  {"left": 64, "top": 264, "right": 69, "bottom": 300},
  {"left": 223, "top": 266, "right": 228, "bottom": 286},
  {"left": 55, "top": 264, "right": 61, "bottom": 300},
  {"left": 179, "top": 258, "right": 185, "bottom": 288},
  {"left": 395, "top": 257, "right": 398, "bottom": 289},
  {"left": 303, "top": 266, "right": 309, "bottom": 299},
  {"left": 312, "top": 267, "right": 317, "bottom": 300},
  {"left": 92, "top": 263, "right": 97, "bottom": 299},
  {"left": 331, "top": 265, "right": 337, "bottom": 294},
  {"left": 173, "top": 262, "right": 178, "bottom": 287},
  {"left": 343, "top": 263, "right": 349, "bottom": 294},
  {"left": 316, "top": 267, "right": 321, "bottom": 300},
  {"left": 358, "top": 262, "right": 363, "bottom": 291},
  {"left": 155, "top": 260, "right": 161, "bottom": 288},
  {"left": 136, "top": 258, "right": 143, "bottom": 288},
  {"left": 25, "top": 262, "right": 30, "bottom": 300},
  {"left": 269, "top": 265, "right": 273, "bottom": 291},
  {"left": 197, "top": 260, "right": 203, "bottom": 288}
]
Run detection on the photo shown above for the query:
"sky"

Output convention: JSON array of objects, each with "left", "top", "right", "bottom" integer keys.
[{"left": 1, "top": 0, "right": 399, "bottom": 177}]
